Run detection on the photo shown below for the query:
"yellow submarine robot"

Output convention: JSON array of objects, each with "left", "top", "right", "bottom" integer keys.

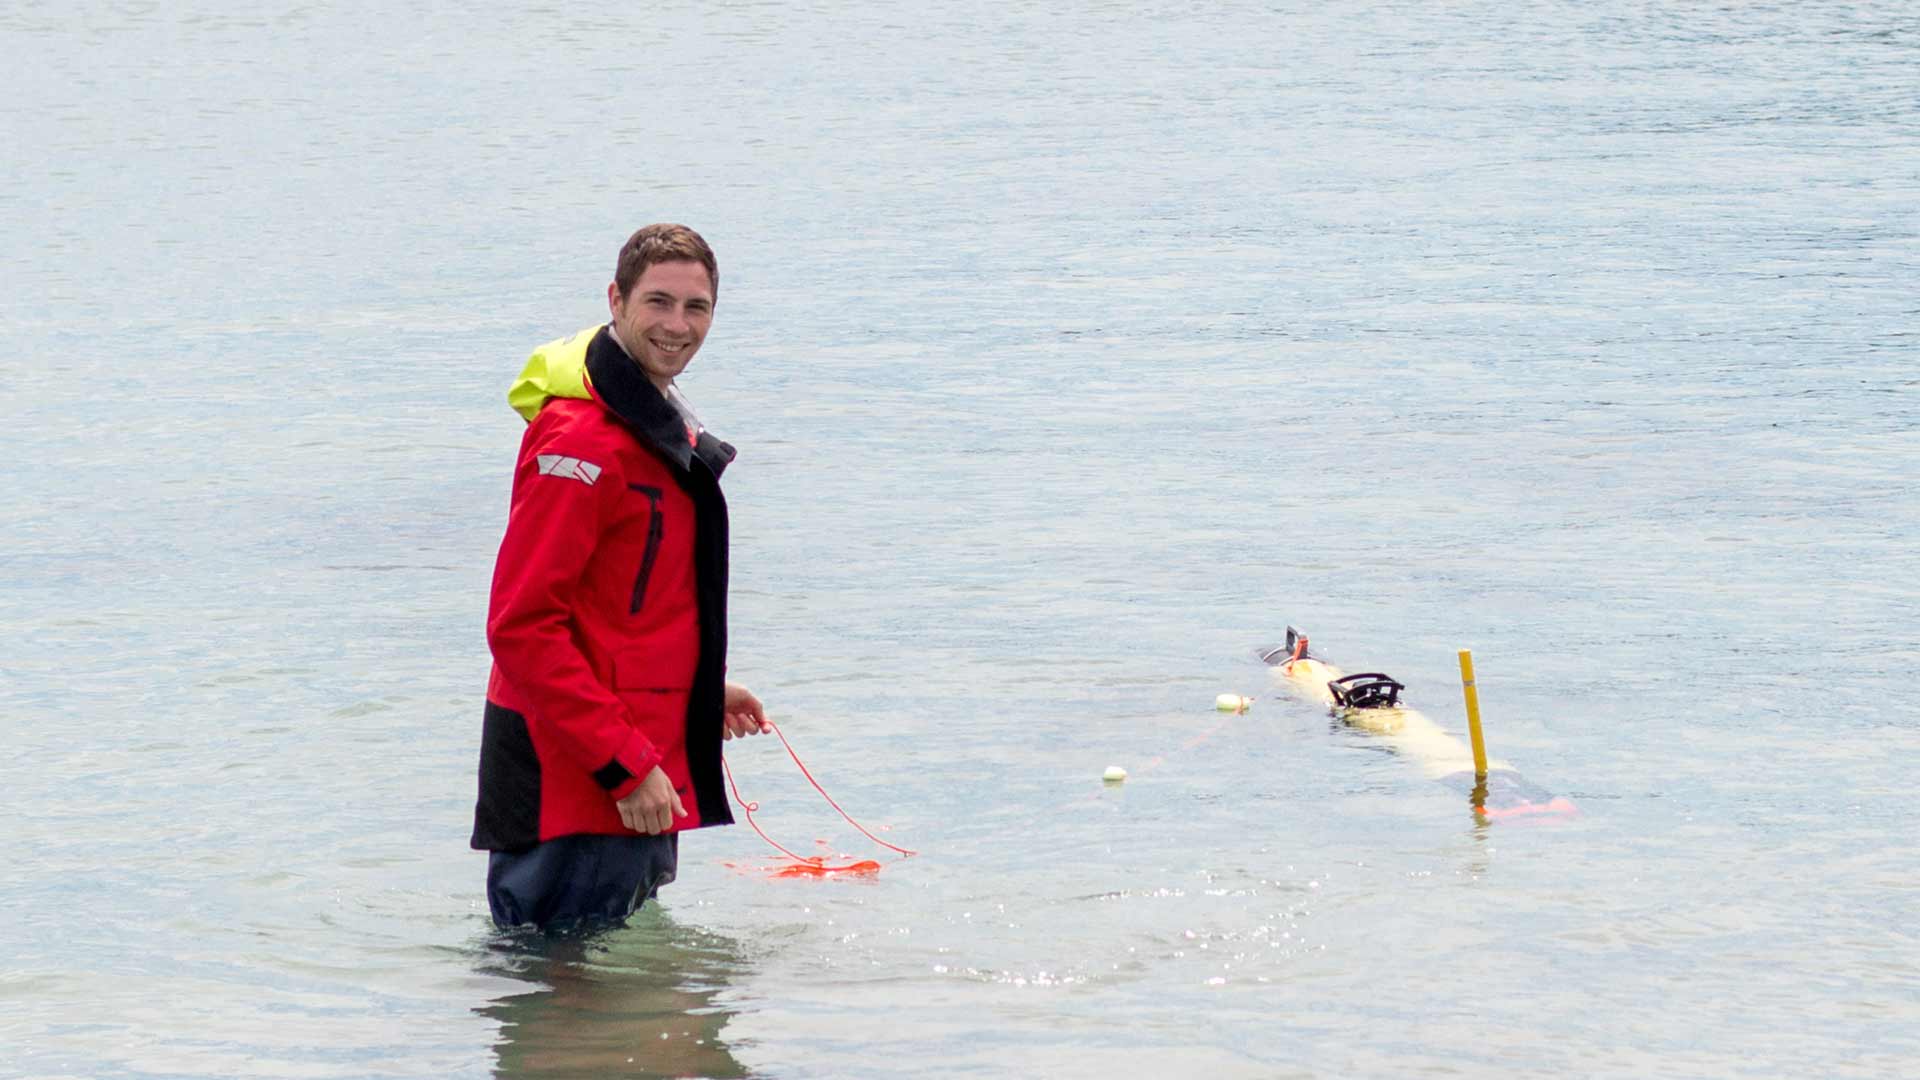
[{"left": 1260, "top": 627, "right": 1576, "bottom": 820}]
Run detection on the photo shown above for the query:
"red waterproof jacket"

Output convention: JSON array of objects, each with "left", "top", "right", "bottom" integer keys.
[{"left": 471, "top": 325, "right": 736, "bottom": 852}]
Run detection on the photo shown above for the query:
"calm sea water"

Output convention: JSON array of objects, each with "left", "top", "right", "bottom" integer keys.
[{"left": 4, "top": 2, "right": 1916, "bottom": 1077}]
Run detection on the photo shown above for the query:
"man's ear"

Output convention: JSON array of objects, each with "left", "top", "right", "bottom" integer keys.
[{"left": 606, "top": 280, "right": 623, "bottom": 318}]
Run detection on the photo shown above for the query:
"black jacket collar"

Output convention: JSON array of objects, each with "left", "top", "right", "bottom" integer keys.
[{"left": 585, "top": 325, "right": 736, "bottom": 479}]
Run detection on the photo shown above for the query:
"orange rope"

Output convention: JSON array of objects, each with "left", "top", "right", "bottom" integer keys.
[
  {"left": 723, "top": 719, "right": 916, "bottom": 873},
  {"left": 765, "top": 720, "right": 917, "bottom": 857},
  {"left": 1282, "top": 634, "right": 1309, "bottom": 674},
  {"left": 722, "top": 755, "right": 816, "bottom": 864}
]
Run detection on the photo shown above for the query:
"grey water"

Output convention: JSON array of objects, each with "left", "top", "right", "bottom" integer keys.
[{"left": 3, "top": 2, "right": 1916, "bottom": 1077}]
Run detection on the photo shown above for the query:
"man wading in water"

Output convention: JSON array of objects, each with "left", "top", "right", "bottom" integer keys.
[{"left": 471, "top": 224, "right": 771, "bottom": 931}]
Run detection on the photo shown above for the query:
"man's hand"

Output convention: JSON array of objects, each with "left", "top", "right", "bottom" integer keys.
[
  {"left": 616, "top": 766, "right": 686, "bottom": 834},
  {"left": 723, "top": 681, "right": 772, "bottom": 740}
]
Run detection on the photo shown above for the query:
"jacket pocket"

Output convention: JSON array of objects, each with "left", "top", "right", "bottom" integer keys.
[
  {"left": 614, "top": 649, "right": 693, "bottom": 743},
  {"left": 627, "top": 483, "right": 664, "bottom": 615}
]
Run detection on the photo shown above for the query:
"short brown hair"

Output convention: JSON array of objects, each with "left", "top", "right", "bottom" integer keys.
[{"left": 614, "top": 223, "right": 718, "bottom": 302}]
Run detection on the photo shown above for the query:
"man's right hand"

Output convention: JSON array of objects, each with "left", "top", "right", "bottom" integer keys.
[{"left": 616, "top": 766, "right": 687, "bottom": 835}]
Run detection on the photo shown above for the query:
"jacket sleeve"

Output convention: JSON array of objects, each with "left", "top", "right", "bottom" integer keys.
[{"left": 485, "top": 415, "right": 658, "bottom": 801}]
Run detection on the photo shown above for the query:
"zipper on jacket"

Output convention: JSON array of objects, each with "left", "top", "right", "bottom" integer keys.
[{"left": 627, "top": 484, "right": 664, "bottom": 615}]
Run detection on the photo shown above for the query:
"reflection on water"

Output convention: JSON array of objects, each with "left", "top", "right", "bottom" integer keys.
[{"left": 476, "top": 909, "right": 751, "bottom": 1080}]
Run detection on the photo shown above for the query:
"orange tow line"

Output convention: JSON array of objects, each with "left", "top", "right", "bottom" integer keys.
[{"left": 723, "top": 720, "right": 916, "bottom": 877}]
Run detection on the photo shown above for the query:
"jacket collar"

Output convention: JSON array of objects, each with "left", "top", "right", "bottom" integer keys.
[{"left": 584, "top": 325, "right": 736, "bottom": 478}]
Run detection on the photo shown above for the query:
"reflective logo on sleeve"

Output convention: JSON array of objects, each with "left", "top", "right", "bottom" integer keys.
[{"left": 534, "top": 454, "right": 603, "bottom": 485}]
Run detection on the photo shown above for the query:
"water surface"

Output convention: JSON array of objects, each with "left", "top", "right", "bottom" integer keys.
[{"left": 3, "top": 2, "right": 1916, "bottom": 1077}]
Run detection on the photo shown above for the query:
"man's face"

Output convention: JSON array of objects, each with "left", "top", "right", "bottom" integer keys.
[{"left": 607, "top": 260, "right": 715, "bottom": 389}]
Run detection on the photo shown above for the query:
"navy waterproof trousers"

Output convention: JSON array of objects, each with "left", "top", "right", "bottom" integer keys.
[{"left": 486, "top": 833, "right": 678, "bottom": 932}]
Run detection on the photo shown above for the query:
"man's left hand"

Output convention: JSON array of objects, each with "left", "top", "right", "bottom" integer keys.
[{"left": 723, "top": 681, "right": 772, "bottom": 740}]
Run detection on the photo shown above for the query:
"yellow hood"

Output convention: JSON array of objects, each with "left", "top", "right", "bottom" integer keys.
[{"left": 507, "top": 325, "right": 600, "bottom": 422}]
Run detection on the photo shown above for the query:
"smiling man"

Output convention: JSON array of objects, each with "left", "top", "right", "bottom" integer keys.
[{"left": 472, "top": 224, "right": 772, "bottom": 932}]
